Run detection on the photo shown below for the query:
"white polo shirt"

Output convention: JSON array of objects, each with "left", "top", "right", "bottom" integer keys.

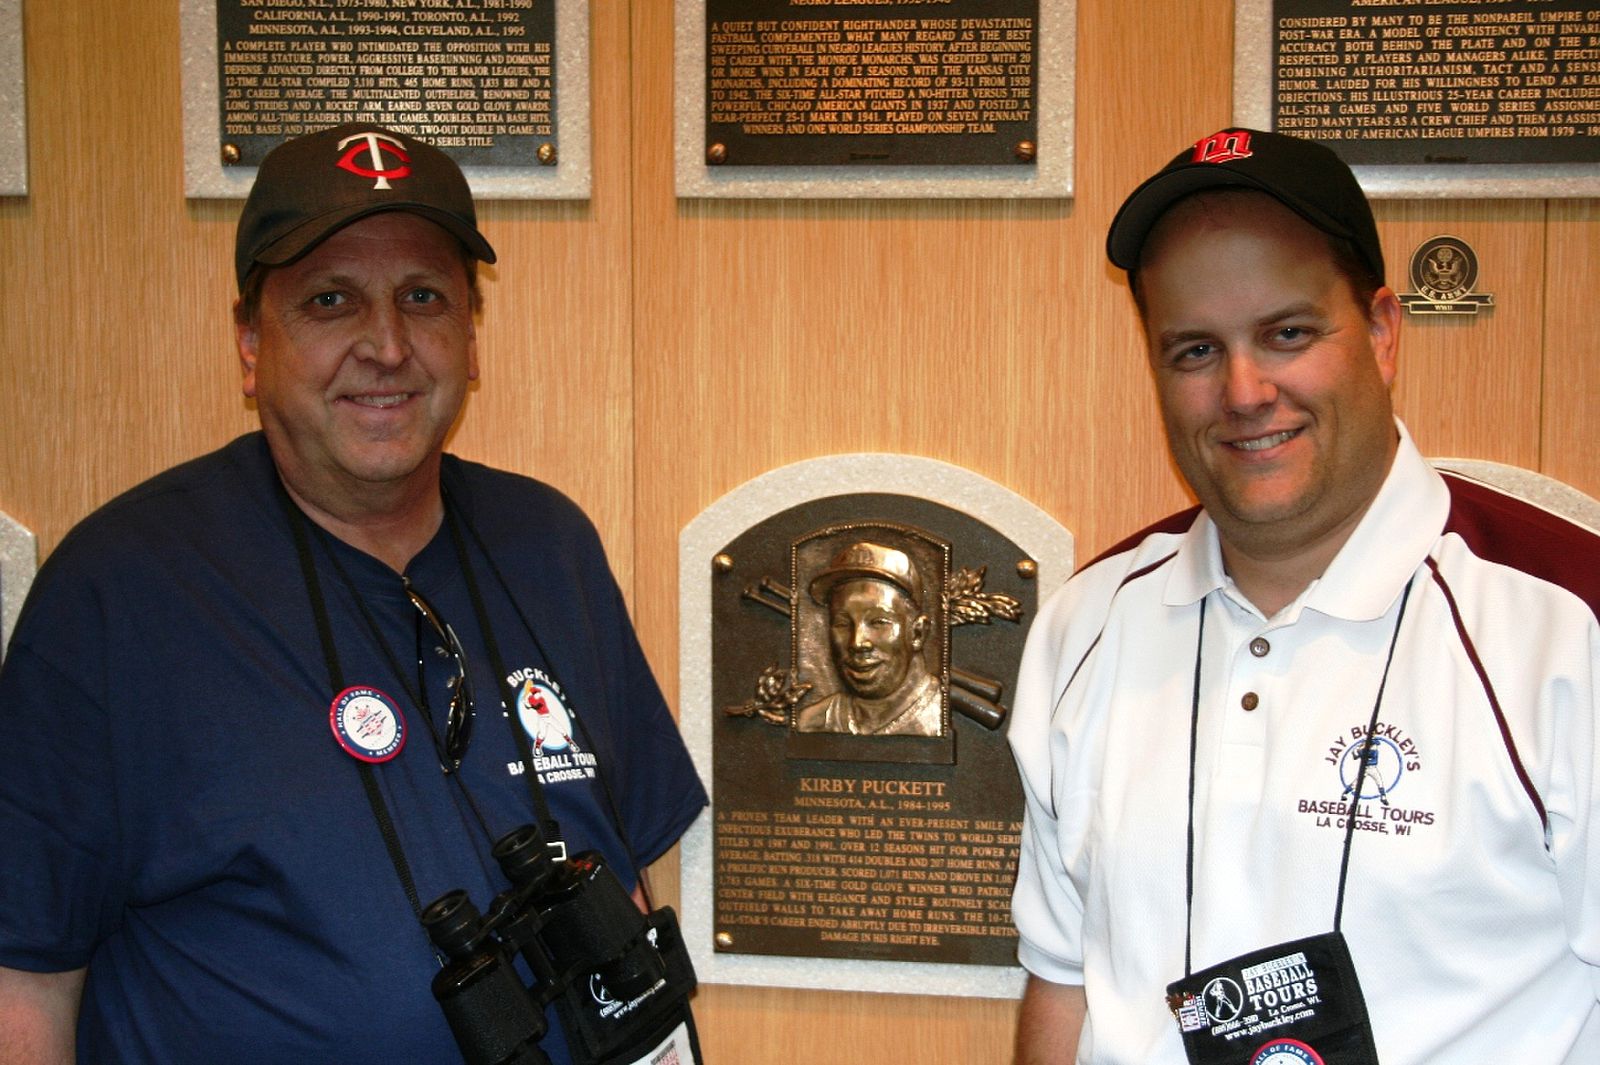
[{"left": 1009, "top": 423, "right": 1600, "bottom": 1063}]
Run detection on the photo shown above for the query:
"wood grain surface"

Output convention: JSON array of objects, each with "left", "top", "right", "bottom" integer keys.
[{"left": 0, "top": 2, "right": 1593, "bottom": 1062}]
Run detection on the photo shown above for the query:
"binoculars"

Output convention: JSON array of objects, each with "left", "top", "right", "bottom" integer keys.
[{"left": 422, "top": 822, "right": 691, "bottom": 1065}]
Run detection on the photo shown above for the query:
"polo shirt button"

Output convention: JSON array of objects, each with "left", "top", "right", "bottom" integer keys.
[
  {"left": 1241, "top": 692, "right": 1260, "bottom": 712},
  {"left": 1250, "top": 637, "right": 1270, "bottom": 657}
]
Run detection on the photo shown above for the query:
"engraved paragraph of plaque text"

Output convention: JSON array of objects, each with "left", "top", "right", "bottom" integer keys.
[
  {"left": 716, "top": 792, "right": 1021, "bottom": 950},
  {"left": 1276, "top": 3, "right": 1600, "bottom": 143},
  {"left": 221, "top": 0, "right": 551, "bottom": 147},
  {"left": 709, "top": 14, "right": 1035, "bottom": 135}
]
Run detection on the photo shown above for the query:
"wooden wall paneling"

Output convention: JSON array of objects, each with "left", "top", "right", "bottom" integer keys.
[
  {"left": 1375, "top": 200, "right": 1547, "bottom": 467},
  {"left": 628, "top": 197, "right": 1048, "bottom": 1064},
  {"left": 0, "top": 0, "right": 251, "bottom": 557},
  {"left": 2, "top": 0, "right": 1591, "bottom": 1062},
  {"left": 449, "top": 0, "right": 637, "bottom": 591},
  {"left": 1541, "top": 200, "right": 1600, "bottom": 499},
  {"left": 0, "top": 1, "right": 640, "bottom": 573},
  {"left": 629, "top": 1, "right": 1235, "bottom": 1062},
  {"left": 694, "top": 981, "right": 1024, "bottom": 1065}
]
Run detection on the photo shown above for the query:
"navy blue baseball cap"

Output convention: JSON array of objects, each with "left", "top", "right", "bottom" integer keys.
[
  {"left": 1106, "top": 128, "right": 1383, "bottom": 282},
  {"left": 235, "top": 123, "right": 496, "bottom": 288}
]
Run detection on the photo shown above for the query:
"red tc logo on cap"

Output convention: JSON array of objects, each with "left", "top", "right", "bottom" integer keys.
[
  {"left": 336, "top": 132, "right": 412, "bottom": 189},
  {"left": 1191, "top": 130, "right": 1253, "bottom": 165}
]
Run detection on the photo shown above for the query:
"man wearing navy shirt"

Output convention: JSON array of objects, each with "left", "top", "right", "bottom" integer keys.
[{"left": 0, "top": 125, "right": 707, "bottom": 1064}]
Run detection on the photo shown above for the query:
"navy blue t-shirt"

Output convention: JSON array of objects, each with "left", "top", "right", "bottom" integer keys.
[{"left": 0, "top": 434, "right": 707, "bottom": 1063}]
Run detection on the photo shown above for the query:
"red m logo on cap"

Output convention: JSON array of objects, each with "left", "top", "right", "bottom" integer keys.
[
  {"left": 1191, "top": 130, "right": 1253, "bottom": 164},
  {"left": 336, "top": 132, "right": 412, "bottom": 190}
]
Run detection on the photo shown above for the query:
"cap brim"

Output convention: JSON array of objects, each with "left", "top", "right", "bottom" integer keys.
[
  {"left": 1106, "top": 166, "right": 1353, "bottom": 271},
  {"left": 808, "top": 566, "right": 918, "bottom": 605},
  {"left": 253, "top": 202, "right": 497, "bottom": 273}
]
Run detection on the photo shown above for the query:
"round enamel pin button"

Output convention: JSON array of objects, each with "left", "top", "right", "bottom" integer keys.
[{"left": 329, "top": 686, "right": 407, "bottom": 763}]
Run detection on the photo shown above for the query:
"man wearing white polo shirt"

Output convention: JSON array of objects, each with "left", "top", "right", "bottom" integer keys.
[{"left": 1008, "top": 128, "right": 1599, "bottom": 1064}]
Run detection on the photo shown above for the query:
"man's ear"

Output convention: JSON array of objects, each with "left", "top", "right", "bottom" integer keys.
[
  {"left": 910, "top": 614, "right": 929, "bottom": 651},
  {"left": 235, "top": 300, "right": 260, "bottom": 398},
  {"left": 1368, "top": 286, "right": 1402, "bottom": 388}
]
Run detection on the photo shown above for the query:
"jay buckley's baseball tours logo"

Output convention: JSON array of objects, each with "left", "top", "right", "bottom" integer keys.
[{"left": 506, "top": 666, "right": 599, "bottom": 785}]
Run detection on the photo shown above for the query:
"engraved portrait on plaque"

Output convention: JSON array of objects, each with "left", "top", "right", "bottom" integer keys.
[
  {"left": 794, "top": 530, "right": 948, "bottom": 739},
  {"left": 681, "top": 455, "right": 1070, "bottom": 994}
]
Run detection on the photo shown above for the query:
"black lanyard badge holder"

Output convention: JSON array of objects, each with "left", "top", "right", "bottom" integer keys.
[
  {"left": 1166, "top": 931, "right": 1377, "bottom": 1065},
  {"left": 284, "top": 490, "right": 701, "bottom": 1065},
  {"left": 1165, "top": 585, "right": 1412, "bottom": 1065}
]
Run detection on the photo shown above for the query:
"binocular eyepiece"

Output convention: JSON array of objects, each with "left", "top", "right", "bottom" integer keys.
[
  {"left": 423, "top": 889, "right": 552, "bottom": 1065},
  {"left": 421, "top": 822, "right": 669, "bottom": 1065}
]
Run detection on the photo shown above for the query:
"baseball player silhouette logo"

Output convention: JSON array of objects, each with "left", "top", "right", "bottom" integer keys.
[
  {"left": 515, "top": 676, "right": 575, "bottom": 755},
  {"left": 1203, "top": 975, "right": 1245, "bottom": 1023}
]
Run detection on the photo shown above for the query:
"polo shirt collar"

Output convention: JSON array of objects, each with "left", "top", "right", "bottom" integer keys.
[
  {"left": 1310, "top": 420, "right": 1447, "bottom": 620},
  {"left": 1164, "top": 511, "right": 1226, "bottom": 608},
  {"left": 1161, "top": 419, "right": 1448, "bottom": 621}
]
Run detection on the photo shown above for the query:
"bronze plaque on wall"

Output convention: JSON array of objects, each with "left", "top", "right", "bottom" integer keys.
[
  {"left": 705, "top": 0, "right": 1040, "bottom": 166},
  {"left": 215, "top": 0, "right": 557, "bottom": 166},
  {"left": 1268, "top": 0, "right": 1598, "bottom": 165},
  {"left": 712, "top": 493, "right": 1030, "bottom": 966}
]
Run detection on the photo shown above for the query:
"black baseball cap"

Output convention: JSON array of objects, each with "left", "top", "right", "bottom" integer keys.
[
  {"left": 234, "top": 123, "right": 496, "bottom": 288},
  {"left": 1106, "top": 128, "right": 1383, "bottom": 282}
]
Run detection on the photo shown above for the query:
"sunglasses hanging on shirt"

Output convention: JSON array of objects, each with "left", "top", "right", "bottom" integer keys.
[{"left": 407, "top": 579, "right": 476, "bottom": 775}]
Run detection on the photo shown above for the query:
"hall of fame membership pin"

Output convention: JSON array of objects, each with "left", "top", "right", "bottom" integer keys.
[
  {"left": 1398, "top": 235, "right": 1494, "bottom": 316},
  {"left": 329, "top": 686, "right": 407, "bottom": 763}
]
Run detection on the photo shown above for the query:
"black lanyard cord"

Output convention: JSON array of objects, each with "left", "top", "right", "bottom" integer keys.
[
  {"left": 1183, "top": 600, "right": 1207, "bottom": 977},
  {"left": 1182, "top": 578, "right": 1415, "bottom": 975},
  {"left": 297, "top": 510, "right": 503, "bottom": 858},
  {"left": 1333, "top": 578, "right": 1415, "bottom": 931},
  {"left": 443, "top": 487, "right": 653, "bottom": 908},
  {"left": 276, "top": 481, "right": 429, "bottom": 927},
  {"left": 441, "top": 503, "right": 559, "bottom": 839}
]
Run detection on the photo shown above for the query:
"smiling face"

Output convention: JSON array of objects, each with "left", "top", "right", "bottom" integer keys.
[
  {"left": 827, "top": 578, "right": 928, "bottom": 702},
  {"left": 236, "top": 212, "right": 478, "bottom": 520},
  {"left": 1138, "top": 191, "right": 1400, "bottom": 566}
]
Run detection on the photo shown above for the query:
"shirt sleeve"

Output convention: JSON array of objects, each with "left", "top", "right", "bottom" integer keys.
[
  {"left": 542, "top": 498, "right": 706, "bottom": 882},
  {"left": 0, "top": 629, "right": 122, "bottom": 971},
  {"left": 1007, "top": 582, "right": 1090, "bottom": 985},
  {"left": 1554, "top": 617, "right": 1600, "bottom": 1003}
]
